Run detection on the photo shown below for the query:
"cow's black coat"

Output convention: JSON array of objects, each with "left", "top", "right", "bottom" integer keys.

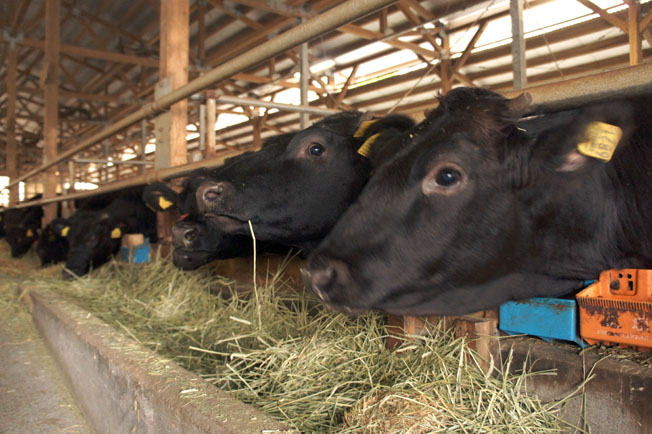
[
  {"left": 143, "top": 168, "right": 258, "bottom": 270},
  {"left": 305, "top": 88, "right": 652, "bottom": 316},
  {"left": 37, "top": 192, "right": 124, "bottom": 266},
  {"left": 4, "top": 195, "right": 44, "bottom": 258},
  {"left": 195, "top": 112, "right": 415, "bottom": 252},
  {"left": 56, "top": 188, "right": 156, "bottom": 277}
]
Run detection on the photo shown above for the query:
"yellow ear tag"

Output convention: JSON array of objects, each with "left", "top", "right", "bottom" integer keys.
[
  {"left": 353, "top": 120, "right": 377, "bottom": 138},
  {"left": 357, "top": 133, "right": 381, "bottom": 158},
  {"left": 110, "top": 228, "right": 122, "bottom": 239},
  {"left": 26, "top": 229, "right": 34, "bottom": 238},
  {"left": 577, "top": 121, "right": 623, "bottom": 162},
  {"left": 158, "top": 196, "right": 174, "bottom": 210},
  {"left": 61, "top": 226, "right": 70, "bottom": 237}
]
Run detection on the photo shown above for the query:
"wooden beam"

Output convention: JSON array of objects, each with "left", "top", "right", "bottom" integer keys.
[
  {"left": 576, "top": 0, "right": 627, "bottom": 32},
  {"left": 628, "top": 1, "right": 642, "bottom": 65},
  {"left": 43, "top": 0, "right": 60, "bottom": 224},
  {"left": 1, "top": 36, "right": 160, "bottom": 66},
  {"left": 453, "top": 20, "right": 488, "bottom": 74},
  {"left": 340, "top": 23, "right": 438, "bottom": 59},
  {"left": 158, "top": 0, "right": 189, "bottom": 169},
  {"left": 511, "top": 0, "right": 527, "bottom": 89},
  {"left": 6, "top": 45, "right": 19, "bottom": 205},
  {"left": 198, "top": 1, "right": 207, "bottom": 64},
  {"left": 640, "top": 7, "right": 652, "bottom": 30}
]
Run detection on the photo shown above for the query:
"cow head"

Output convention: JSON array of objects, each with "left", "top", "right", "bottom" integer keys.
[
  {"left": 6, "top": 225, "right": 39, "bottom": 257},
  {"left": 195, "top": 112, "right": 415, "bottom": 251},
  {"left": 36, "top": 218, "right": 70, "bottom": 266},
  {"left": 59, "top": 212, "right": 126, "bottom": 278},
  {"left": 304, "top": 87, "right": 645, "bottom": 316},
  {"left": 4, "top": 201, "right": 43, "bottom": 258},
  {"left": 143, "top": 169, "right": 254, "bottom": 269}
]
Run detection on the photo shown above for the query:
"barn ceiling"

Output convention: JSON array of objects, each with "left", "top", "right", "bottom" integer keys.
[{"left": 0, "top": 0, "right": 650, "bottom": 185}]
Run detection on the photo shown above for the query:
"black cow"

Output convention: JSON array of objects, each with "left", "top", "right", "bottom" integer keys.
[
  {"left": 195, "top": 111, "right": 416, "bottom": 252},
  {"left": 4, "top": 195, "right": 44, "bottom": 258},
  {"left": 144, "top": 135, "right": 301, "bottom": 270},
  {"left": 143, "top": 168, "right": 257, "bottom": 270},
  {"left": 37, "top": 192, "right": 123, "bottom": 266},
  {"left": 304, "top": 87, "right": 652, "bottom": 316},
  {"left": 53, "top": 187, "right": 156, "bottom": 277},
  {"left": 0, "top": 207, "right": 6, "bottom": 238}
]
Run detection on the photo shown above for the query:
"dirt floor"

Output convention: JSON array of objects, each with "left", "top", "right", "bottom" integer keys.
[{"left": 0, "top": 249, "right": 93, "bottom": 434}]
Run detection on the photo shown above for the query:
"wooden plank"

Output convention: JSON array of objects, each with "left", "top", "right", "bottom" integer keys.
[
  {"left": 43, "top": 0, "right": 60, "bottom": 224},
  {"left": 628, "top": 1, "right": 642, "bottom": 65},
  {"left": 159, "top": 0, "right": 189, "bottom": 169},
  {"left": 454, "top": 316, "right": 498, "bottom": 374},
  {"left": 576, "top": 0, "right": 627, "bottom": 32},
  {"left": 510, "top": 0, "right": 527, "bottom": 89},
  {"left": 6, "top": 45, "right": 19, "bottom": 205}
]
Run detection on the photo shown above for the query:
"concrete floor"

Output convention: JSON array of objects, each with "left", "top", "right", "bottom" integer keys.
[{"left": 0, "top": 278, "right": 92, "bottom": 434}]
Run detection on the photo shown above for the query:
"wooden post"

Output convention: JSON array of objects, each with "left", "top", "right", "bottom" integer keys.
[
  {"left": 197, "top": 0, "right": 206, "bottom": 65},
  {"left": 299, "top": 33, "right": 309, "bottom": 129},
  {"left": 156, "top": 0, "right": 189, "bottom": 255},
  {"left": 454, "top": 316, "right": 498, "bottom": 374},
  {"left": 159, "top": 0, "right": 189, "bottom": 169},
  {"left": 510, "top": 0, "right": 527, "bottom": 89},
  {"left": 252, "top": 116, "right": 262, "bottom": 147},
  {"left": 140, "top": 119, "right": 147, "bottom": 175},
  {"left": 205, "top": 91, "right": 217, "bottom": 158},
  {"left": 6, "top": 44, "right": 18, "bottom": 206},
  {"left": 628, "top": 1, "right": 642, "bottom": 66},
  {"left": 439, "top": 31, "right": 452, "bottom": 94},
  {"left": 42, "top": 0, "right": 60, "bottom": 224}
]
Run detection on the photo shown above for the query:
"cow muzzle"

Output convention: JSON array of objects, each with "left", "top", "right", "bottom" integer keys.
[{"left": 301, "top": 257, "right": 362, "bottom": 315}]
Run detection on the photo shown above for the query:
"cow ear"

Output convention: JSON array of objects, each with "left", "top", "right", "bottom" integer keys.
[
  {"left": 142, "top": 182, "right": 179, "bottom": 212},
  {"left": 547, "top": 121, "right": 623, "bottom": 173}
]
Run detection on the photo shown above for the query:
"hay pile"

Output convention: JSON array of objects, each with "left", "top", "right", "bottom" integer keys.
[{"left": 13, "top": 251, "right": 582, "bottom": 433}]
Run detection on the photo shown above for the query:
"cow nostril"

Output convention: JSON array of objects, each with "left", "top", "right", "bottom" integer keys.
[
  {"left": 313, "top": 266, "right": 336, "bottom": 289},
  {"left": 184, "top": 227, "right": 199, "bottom": 242},
  {"left": 202, "top": 184, "right": 224, "bottom": 202}
]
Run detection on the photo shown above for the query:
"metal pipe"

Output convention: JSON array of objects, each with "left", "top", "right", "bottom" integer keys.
[
  {"left": 11, "top": 150, "right": 243, "bottom": 208},
  {"left": 206, "top": 95, "right": 216, "bottom": 156},
  {"left": 217, "top": 95, "right": 338, "bottom": 116},
  {"left": 6, "top": 0, "right": 398, "bottom": 190},
  {"left": 510, "top": 0, "right": 526, "bottom": 90},
  {"left": 503, "top": 62, "right": 652, "bottom": 113},
  {"left": 11, "top": 61, "right": 652, "bottom": 209},
  {"left": 199, "top": 103, "right": 206, "bottom": 153},
  {"left": 74, "top": 158, "right": 154, "bottom": 166}
]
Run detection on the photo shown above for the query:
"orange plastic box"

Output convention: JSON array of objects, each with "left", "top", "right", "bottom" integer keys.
[{"left": 576, "top": 269, "right": 652, "bottom": 351}]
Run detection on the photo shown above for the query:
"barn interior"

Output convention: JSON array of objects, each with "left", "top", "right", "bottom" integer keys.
[{"left": 1, "top": 0, "right": 651, "bottom": 433}]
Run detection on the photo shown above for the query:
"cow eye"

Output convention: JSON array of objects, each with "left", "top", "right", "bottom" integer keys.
[
  {"left": 423, "top": 163, "right": 466, "bottom": 196},
  {"left": 435, "top": 168, "right": 462, "bottom": 187},
  {"left": 308, "top": 143, "right": 325, "bottom": 156}
]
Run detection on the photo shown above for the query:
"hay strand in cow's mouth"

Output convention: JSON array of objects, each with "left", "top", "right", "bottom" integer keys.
[{"left": 2, "top": 243, "right": 637, "bottom": 432}]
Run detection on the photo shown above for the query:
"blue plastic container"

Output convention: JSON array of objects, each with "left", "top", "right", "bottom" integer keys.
[
  {"left": 499, "top": 297, "right": 587, "bottom": 347},
  {"left": 120, "top": 240, "right": 150, "bottom": 264}
]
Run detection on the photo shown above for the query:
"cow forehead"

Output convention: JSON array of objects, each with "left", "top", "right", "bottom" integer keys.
[{"left": 288, "top": 127, "right": 348, "bottom": 147}]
